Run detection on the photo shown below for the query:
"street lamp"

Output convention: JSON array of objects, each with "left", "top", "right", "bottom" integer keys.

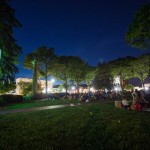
[
  {"left": 51, "top": 79, "right": 55, "bottom": 83},
  {"left": 71, "top": 86, "right": 75, "bottom": 90},
  {"left": 51, "top": 78, "right": 55, "bottom": 92}
]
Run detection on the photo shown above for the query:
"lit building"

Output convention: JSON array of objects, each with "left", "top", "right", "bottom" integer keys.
[{"left": 16, "top": 78, "right": 53, "bottom": 94}]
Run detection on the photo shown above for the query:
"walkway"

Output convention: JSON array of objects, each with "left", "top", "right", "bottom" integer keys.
[
  {"left": 0, "top": 101, "right": 149, "bottom": 115},
  {"left": 0, "top": 103, "right": 78, "bottom": 115}
]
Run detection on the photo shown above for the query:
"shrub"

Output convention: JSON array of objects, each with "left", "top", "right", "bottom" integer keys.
[{"left": 0, "top": 94, "right": 23, "bottom": 106}]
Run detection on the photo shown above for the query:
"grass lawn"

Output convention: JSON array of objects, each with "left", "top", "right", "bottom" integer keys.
[
  {"left": 0, "top": 102, "right": 150, "bottom": 150},
  {"left": 3, "top": 99, "right": 79, "bottom": 110}
]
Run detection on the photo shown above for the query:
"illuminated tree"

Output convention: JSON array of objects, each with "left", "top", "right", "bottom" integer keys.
[
  {"left": 35, "top": 46, "right": 55, "bottom": 95},
  {"left": 24, "top": 46, "right": 55, "bottom": 95},
  {"left": 52, "top": 56, "right": 72, "bottom": 95},
  {"left": 126, "top": 3, "right": 150, "bottom": 81},
  {"left": 85, "top": 65, "right": 96, "bottom": 93},
  {"left": 68, "top": 56, "right": 88, "bottom": 94},
  {"left": 132, "top": 53, "right": 150, "bottom": 88},
  {"left": 109, "top": 57, "right": 136, "bottom": 92},
  {"left": 17, "top": 81, "right": 43, "bottom": 95},
  {"left": 0, "top": 0, "right": 22, "bottom": 92}
]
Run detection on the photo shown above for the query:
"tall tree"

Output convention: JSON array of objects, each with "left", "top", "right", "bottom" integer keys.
[
  {"left": 35, "top": 46, "right": 55, "bottom": 95},
  {"left": 52, "top": 56, "right": 71, "bottom": 95},
  {"left": 93, "top": 63, "right": 113, "bottom": 90},
  {"left": 24, "top": 46, "right": 55, "bottom": 95},
  {"left": 126, "top": 3, "right": 150, "bottom": 83},
  {"left": 68, "top": 56, "right": 88, "bottom": 95},
  {"left": 24, "top": 52, "right": 38, "bottom": 95},
  {"left": 109, "top": 57, "right": 136, "bottom": 92},
  {"left": 85, "top": 65, "right": 96, "bottom": 93},
  {"left": 132, "top": 53, "right": 150, "bottom": 88},
  {"left": 0, "top": 0, "right": 22, "bottom": 92}
]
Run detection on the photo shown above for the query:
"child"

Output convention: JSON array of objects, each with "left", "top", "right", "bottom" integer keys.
[{"left": 122, "top": 99, "right": 130, "bottom": 109}]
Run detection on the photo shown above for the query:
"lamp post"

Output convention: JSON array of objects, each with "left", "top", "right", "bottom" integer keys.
[{"left": 32, "top": 57, "right": 38, "bottom": 96}]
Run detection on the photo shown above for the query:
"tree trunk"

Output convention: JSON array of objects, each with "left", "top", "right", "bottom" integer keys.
[
  {"left": 77, "top": 84, "right": 79, "bottom": 95},
  {"left": 141, "top": 74, "right": 145, "bottom": 89},
  {"left": 141, "top": 80, "right": 145, "bottom": 89},
  {"left": 65, "top": 80, "right": 68, "bottom": 96},
  {"left": 120, "top": 78, "right": 126, "bottom": 95},
  {"left": 45, "top": 62, "right": 48, "bottom": 95},
  {"left": 32, "top": 58, "right": 38, "bottom": 96},
  {"left": 88, "top": 85, "right": 90, "bottom": 94}
]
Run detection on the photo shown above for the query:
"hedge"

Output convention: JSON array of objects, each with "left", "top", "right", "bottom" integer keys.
[{"left": 0, "top": 94, "right": 23, "bottom": 106}]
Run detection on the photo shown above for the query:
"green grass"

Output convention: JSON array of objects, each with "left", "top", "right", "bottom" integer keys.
[
  {"left": 3, "top": 99, "right": 79, "bottom": 110},
  {"left": 0, "top": 102, "right": 150, "bottom": 150}
]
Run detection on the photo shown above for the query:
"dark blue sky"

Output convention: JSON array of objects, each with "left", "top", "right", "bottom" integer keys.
[{"left": 11, "top": 0, "right": 149, "bottom": 78}]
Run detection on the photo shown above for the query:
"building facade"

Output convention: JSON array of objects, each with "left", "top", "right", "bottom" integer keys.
[{"left": 16, "top": 78, "right": 53, "bottom": 95}]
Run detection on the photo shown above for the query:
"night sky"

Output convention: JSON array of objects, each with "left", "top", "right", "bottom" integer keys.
[{"left": 11, "top": 0, "right": 149, "bottom": 79}]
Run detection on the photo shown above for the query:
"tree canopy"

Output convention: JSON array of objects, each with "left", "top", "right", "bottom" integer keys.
[
  {"left": 93, "top": 63, "right": 113, "bottom": 90},
  {"left": 52, "top": 56, "right": 72, "bottom": 95},
  {"left": 132, "top": 53, "right": 150, "bottom": 88},
  {"left": 109, "top": 56, "right": 136, "bottom": 91},
  {"left": 126, "top": 3, "right": 150, "bottom": 50},
  {"left": 68, "top": 56, "right": 88, "bottom": 94},
  {"left": 24, "top": 46, "right": 55, "bottom": 95}
]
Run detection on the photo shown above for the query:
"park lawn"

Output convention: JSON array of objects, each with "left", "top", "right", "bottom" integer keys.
[
  {"left": 0, "top": 102, "right": 150, "bottom": 150},
  {"left": 3, "top": 99, "right": 79, "bottom": 110}
]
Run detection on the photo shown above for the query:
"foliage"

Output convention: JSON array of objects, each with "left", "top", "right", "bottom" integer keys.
[
  {"left": 0, "top": 0, "right": 22, "bottom": 86},
  {"left": 17, "top": 81, "right": 43, "bottom": 95},
  {"left": 68, "top": 56, "right": 88, "bottom": 94},
  {"left": 93, "top": 63, "right": 113, "bottom": 90},
  {"left": 52, "top": 56, "right": 72, "bottom": 95},
  {"left": 23, "top": 53, "right": 35, "bottom": 69},
  {"left": 124, "top": 83, "right": 134, "bottom": 91},
  {"left": 109, "top": 56, "right": 136, "bottom": 91},
  {"left": 132, "top": 53, "right": 150, "bottom": 87},
  {"left": 0, "top": 94, "right": 23, "bottom": 105},
  {"left": 126, "top": 3, "right": 150, "bottom": 88},
  {"left": 85, "top": 65, "right": 96, "bottom": 92},
  {"left": 24, "top": 46, "right": 56, "bottom": 95},
  {"left": 126, "top": 3, "right": 150, "bottom": 50},
  {"left": 0, "top": 82, "right": 16, "bottom": 94},
  {"left": 57, "top": 84, "right": 70, "bottom": 93}
]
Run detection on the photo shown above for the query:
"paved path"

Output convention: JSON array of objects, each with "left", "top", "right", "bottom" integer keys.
[
  {"left": 0, "top": 101, "right": 149, "bottom": 115},
  {"left": 0, "top": 103, "right": 78, "bottom": 115}
]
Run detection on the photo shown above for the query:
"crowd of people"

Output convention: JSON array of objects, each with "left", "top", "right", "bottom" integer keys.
[
  {"left": 121, "top": 88, "right": 150, "bottom": 111},
  {"left": 63, "top": 88, "right": 150, "bottom": 111},
  {"left": 63, "top": 90, "right": 122, "bottom": 102}
]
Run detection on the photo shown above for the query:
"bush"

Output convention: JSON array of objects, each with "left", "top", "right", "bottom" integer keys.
[{"left": 0, "top": 94, "right": 23, "bottom": 106}]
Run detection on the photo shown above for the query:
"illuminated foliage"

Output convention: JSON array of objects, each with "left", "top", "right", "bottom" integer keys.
[
  {"left": 132, "top": 53, "right": 150, "bottom": 88},
  {"left": 109, "top": 57, "right": 136, "bottom": 92},
  {"left": 68, "top": 56, "right": 88, "bottom": 94},
  {"left": 17, "top": 81, "right": 43, "bottom": 95},
  {"left": 52, "top": 56, "right": 72, "bottom": 95}
]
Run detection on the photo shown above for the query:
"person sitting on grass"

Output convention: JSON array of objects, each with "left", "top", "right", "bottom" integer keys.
[
  {"left": 121, "top": 97, "right": 130, "bottom": 109},
  {"left": 130, "top": 101, "right": 142, "bottom": 111}
]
